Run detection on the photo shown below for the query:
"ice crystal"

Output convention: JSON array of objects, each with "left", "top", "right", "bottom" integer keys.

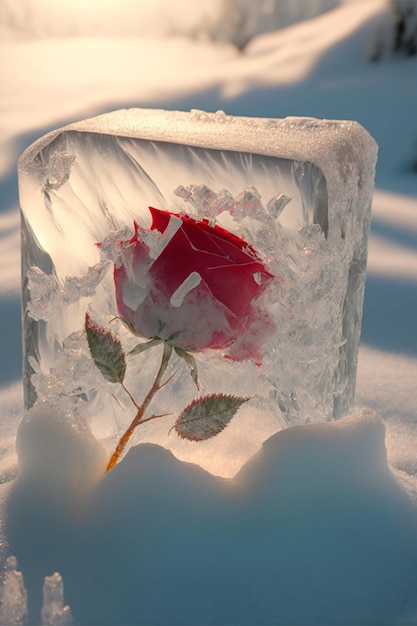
[
  {"left": 41, "top": 573, "right": 72, "bottom": 626},
  {"left": 267, "top": 192, "right": 292, "bottom": 219},
  {"left": 100, "top": 226, "right": 134, "bottom": 263},
  {"left": 42, "top": 151, "right": 75, "bottom": 190},
  {"left": 27, "top": 264, "right": 107, "bottom": 322}
]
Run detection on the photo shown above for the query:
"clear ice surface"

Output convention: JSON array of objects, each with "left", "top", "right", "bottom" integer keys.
[{"left": 18, "top": 109, "right": 377, "bottom": 476}]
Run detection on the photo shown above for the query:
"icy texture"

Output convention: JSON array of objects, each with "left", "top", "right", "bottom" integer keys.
[
  {"left": 41, "top": 573, "right": 72, "bottom": 626},
  {"left": 0, "top": 556, "right": 28, "bottom": 626},
  {"left": 18, "top": 109, "right": 377, "bottom": 475}
]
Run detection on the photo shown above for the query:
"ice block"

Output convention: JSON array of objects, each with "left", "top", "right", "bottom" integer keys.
[{"left": 18, "top": 109, "right": 377, "bottom": 476}]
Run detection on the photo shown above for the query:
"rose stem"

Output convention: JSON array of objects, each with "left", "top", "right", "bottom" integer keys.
[{"left": 105, "top": 342, "right": 173, "bottom": 473}]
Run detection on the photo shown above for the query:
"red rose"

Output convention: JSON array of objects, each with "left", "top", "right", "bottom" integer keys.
[{"left": 114, "top": 207, "right": 275, "bottom": 364}]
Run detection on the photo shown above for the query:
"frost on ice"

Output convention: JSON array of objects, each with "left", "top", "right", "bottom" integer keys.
[{"left": 18, "top": 108, "right": 377, "bottom": 476}]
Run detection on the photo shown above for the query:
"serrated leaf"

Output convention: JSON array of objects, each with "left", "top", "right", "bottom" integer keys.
[
  {"left": 128, "top": 337, "right": 163, "bottom": 357},
  {"left": 174, "top": 393, "right": 248, "bottom": 441},
  {"left": 85, "top": 312, "right": 126, "bottom": 383},
  {"left": 174, "top": 347, "right": 200, "bottom": 390}
]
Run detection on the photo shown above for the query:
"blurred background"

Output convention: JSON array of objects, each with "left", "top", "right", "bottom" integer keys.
[{"left": 0, "top": 0, "right": 345, "bottom": 44}]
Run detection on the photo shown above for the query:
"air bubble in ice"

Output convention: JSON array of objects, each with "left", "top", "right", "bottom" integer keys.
[{"left": 43, "top": 151, "right": 75, "bottom": 190}]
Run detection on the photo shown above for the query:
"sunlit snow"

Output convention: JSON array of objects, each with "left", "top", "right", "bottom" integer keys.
[{"left": 0, "top": 0, "right": 416, "bottom": 624}]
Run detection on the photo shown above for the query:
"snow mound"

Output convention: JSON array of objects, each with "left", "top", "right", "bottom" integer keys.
[{"left": 5, "top": 408, "right": 417, "bottom": 624}]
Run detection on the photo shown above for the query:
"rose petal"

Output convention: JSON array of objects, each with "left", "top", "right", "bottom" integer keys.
[
  {"left": 114, "top": 207, "right": 276, "bottom": 363},
  {"left": 203, "top": 263, "right": 273, "bottom": 318},
  {"left": 149, "top": 226, "right": 273, "bottom": 318},
  {"left": 129, "top": 280, "right": 237, "bottom": 352}
]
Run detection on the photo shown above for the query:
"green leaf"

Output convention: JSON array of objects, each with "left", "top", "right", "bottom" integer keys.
[
  {"left": 85, "top": 312, "right": 126, "bottom": 384},
  {"left": 128, "top": 338, "right": 163, "bottom": 357},
  {"left": 174, "top": 347, "right": 200, "bottom": 390},
  {"left": 174, "top": 393, "right": 248, "bottom": 441}
]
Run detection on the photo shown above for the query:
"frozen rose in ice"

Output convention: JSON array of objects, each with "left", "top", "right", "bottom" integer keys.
[{"left": 114, "top": 207, "right": 275, "bottom": 364}]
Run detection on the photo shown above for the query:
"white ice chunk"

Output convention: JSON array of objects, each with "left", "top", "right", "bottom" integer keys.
[
  {"left": 211, "top": 188, "right": 235, "bottom": 215},
  {"left": 170, "top": 272, "right": 202, "bottom": 307},
  {"left": 175, "top": 184, "right": 236, "bottom": 221},
  {"left": 0, "top": 556, "right": 28, "bottom": 626},
  {"left": 175, "top": 184, "right": 216, "bottom": 219},
  {"left": 147, "top": 215, "right": 182, "bottom": 260},
  {"left": 173, "top": 184, "right": 191, "bottom": 201},
  {"left": 233, "top": 186, "right": 265, "bottom": 221},
  {"left": 41, "top": 573, "right": 72, "bottom": 626},
  {"left": 141, "top": 228, "right": 165, "bottom": 258},
  {"left": 267, "top": 192, "right": 292, "bottom": 219},
  {"left": 100, "top": 226, "right": 133, "bottom": 263},
  {"left": 253, "top": 272, "right": 262, "bottom": 285}
]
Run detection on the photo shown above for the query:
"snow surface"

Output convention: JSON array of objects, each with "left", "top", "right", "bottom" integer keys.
[{"left": 1, "top": 0, "right": 417, "bottom": 624}]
